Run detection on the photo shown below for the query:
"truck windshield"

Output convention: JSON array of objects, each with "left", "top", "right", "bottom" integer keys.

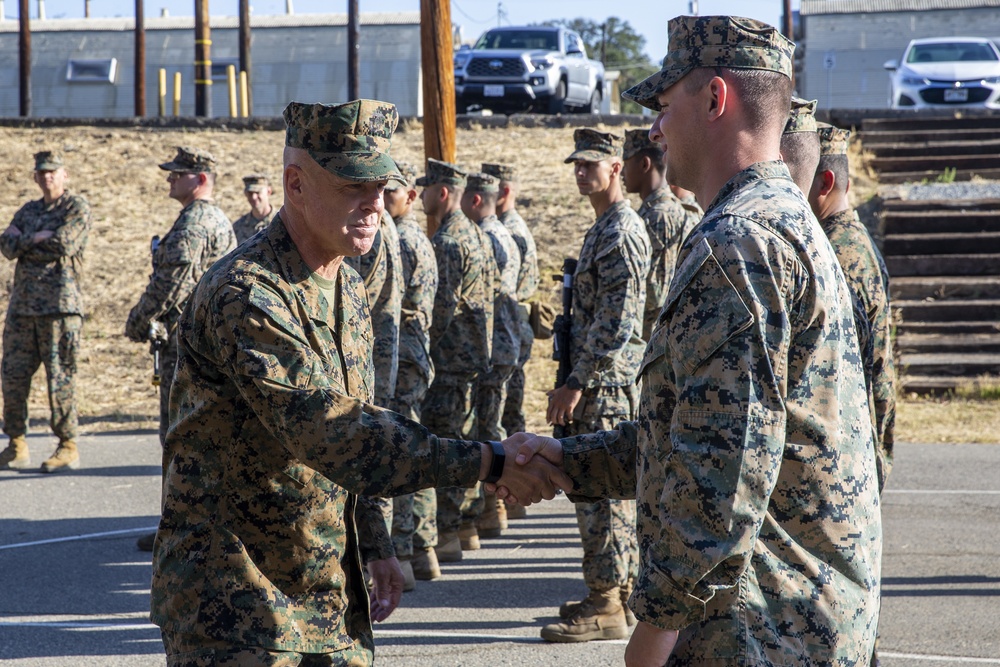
[
  {"left": 475, "top": 30, "right": 559, "bottom": 51},
  {"left": 906, "top": 41, "right": 999, "bottom": 63}
]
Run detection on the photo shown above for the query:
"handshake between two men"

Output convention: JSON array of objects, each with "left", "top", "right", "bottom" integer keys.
[{"left": 486, "top": 433, "right": 570, "bottom": 506}]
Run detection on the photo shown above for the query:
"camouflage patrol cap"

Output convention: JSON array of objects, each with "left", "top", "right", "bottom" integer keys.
[
  {"left": 482, "top": 162, "right": 516, "bottom": 182},
  {"left": 242, "top": 173, "right": 271, "bottom": 192},
  {"left": 415, "top": 158, "right": 467, "bottom": 189},
  {"left": 622, "top": 15, "right": 795, "bottom": 111},
  {"left": 385, "top": 161, "right": 418, "bottom": 191},
  {"left": 283, "top": 99, "right": 402, "bottom": 183},
  {"left": 465, "top": 172, "right": 499, "bottom": 194},
  {"left": 784, "top": 97, "right": 819, "bottom": 135},
  {"left": 34, "top": 151, "right": 64, "bottom": 171},
  {"left": 159, "top": 146, "right": 216, "bottom": 173},
  {"left": 622, "top": 128, "right": 663, "bottom": 161},
  {"left": 818, "top": 123, "right": 851, "bottom": 156},
  {"left": 564, "top": 129, "right": 623, "bottom": 163}
]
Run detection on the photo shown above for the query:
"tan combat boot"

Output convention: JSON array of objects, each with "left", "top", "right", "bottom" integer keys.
[
  {"left": 412, "top": 546, "right": 441, "bottom": 580},
  {"left": 435, "top": 531, "right": 463, "bottom": 563},
  {"left": 541, "top": 587, "right": 629, "bottom": 643},
  {"left": 458, "top": 522, "right": 480, "bottom": 551},
  {"left": 476, "top": 494, "right": 508, "bottom": 539},
  {"left": 506, "top": 503, "right": 527, "bottom": 520},
  {"left": 0, "top": 436, "right": 31, "bottom": 470},
  {"left": 559, "top": 579, "right": 637, "bottom": 627},
  {"left": 398, "top": 557, "right": 416, "bottom": 592},
  {"left": 40, "top": 440, "right": 79, "bottom": 473}
]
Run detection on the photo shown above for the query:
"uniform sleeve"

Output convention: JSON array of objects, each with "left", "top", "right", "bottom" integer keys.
[
  {"left": 559, "top": 422, "right": 640, "bottom": 502},
  {"left": 0, "top": 207, "right": 30, "bottom": 260},
  {"left": 208, "top": 281, "right": 484, "bottom": 498},
  {"left": 24, "top": 196, "right": 91, "bottom": 262},
  {"left": 356, "top": 495, "right": 395, "bottom": 562},
  {"left": 428, "top": 237, "right": 461, "bottom": 353},
  {"left": 128, "top": 228, "right": 206, "bottom": 330},
  {"left": 869, "top": 286, "right": 896, "bottom": 493},
  {"left": 568, "top": 242, "right": 647, "bottom": 389},
  {"left": 409, "top": 239, "right": 439, "bottom": 333}
]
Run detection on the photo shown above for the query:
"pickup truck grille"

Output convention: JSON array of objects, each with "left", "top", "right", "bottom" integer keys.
[{"left": 467, "top": 57, "right": 526, "bottom": 78}]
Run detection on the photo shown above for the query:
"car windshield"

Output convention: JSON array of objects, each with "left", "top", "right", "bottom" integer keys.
[
  {"left": 474, "top": 30, "right": 559, "bottom": 51},
  {"left": 906, "top": 41, "right": 998, "bottom": 64}
]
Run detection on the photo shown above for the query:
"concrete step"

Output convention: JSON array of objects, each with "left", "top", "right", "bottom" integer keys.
[
  {"left": 861, "top": 116, "right": 1000, "bottom": 132},
  {"left": 871, "top": 154, "right": 1000, "bottom": 174},
  {"left": 898, "top": 374, "right": 992, "bottom": 396},
  {"left": 862, "top": 128, "right": 1000, "bottom": 144},
  {"left": 883, "top": 232, "right": 1000, "bottom": 255},
  {"left": 894, "top": 298, "right": 1000, "bottom": 322},
  {"left": 886, "top": 254, "right": 1000, "bottom": 276},
  {"left": 877, "top": 167, "right": 1000, "bottom": 184},
  {"left": 864, "top": 138, "right": 1000, "bottom": 158},
  {"left": 891, "top": 276, "right": 1000, "bottom": 301},
  {"left": 881, "top": 198, "right": 1000, "bottom": 213},
  {"left": 896, "top": 333, "right": 1000, "bottom": 354},
  {"left": 898, "top": 352, "right": 1000, "bottom": 377},
  {"left": 895, "top": 320, "right": 1000, "bottom": 335},
  {"left": 883, "top": 210, "right": 1000, "bottom": 236}
]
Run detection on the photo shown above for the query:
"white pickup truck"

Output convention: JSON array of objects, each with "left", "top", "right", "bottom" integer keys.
[{"left": 454, "top": 26, "right": 606, "bottom": 114}]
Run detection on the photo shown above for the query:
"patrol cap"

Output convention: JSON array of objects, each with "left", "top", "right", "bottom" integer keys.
[
  {"left": 818, "top": 123, "right": 851, "bottom": 156},
  {"left": 385, "top": 161, "right": 418, "bottom": 191},
  {"left": 242, "top": 173, "right": 271, "bottom": 192},
  {"left": 34, "top": 151, "right": 64, "bottom": 171},
  {"left": 282, "top": 99, "right": 402, "bottom": 183},
  {"left": 415, "top": 158, "right": 467, "bottom": 188},
  {"left": 482, "top": 162, "right": 516, "bottom": 182},
  {"left": 564, "top": 129, "right": 623, "bottom": 163},
  {"left": 622, "top": 128, "right": 663, "bottom": 161},
  {"left": 622, "top": 15, "right": 796, "bottom": 111},
  {"left": 784, "top": 97, "right": 818, "bottom": 135},
  {"left": 159, "top": 146, "right": 217, "bottom": 173},
  {"left": 465, "top": 172, "right": 499, "bottom": 194}
]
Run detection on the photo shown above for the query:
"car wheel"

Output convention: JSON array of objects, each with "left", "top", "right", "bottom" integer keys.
[
  {"left": 586, "top": 89, "right": 601, "bottom": 114},
  {"left": 547, "top": 80, "right": 567, "bottom": 114}
]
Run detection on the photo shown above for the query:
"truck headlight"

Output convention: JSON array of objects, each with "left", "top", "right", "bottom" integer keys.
[
  {"left": 454, "top": 53, "right": 472, "bottom": 70},
  {"left": 531, "top": 58, "right": 554, "bottom": 70}
]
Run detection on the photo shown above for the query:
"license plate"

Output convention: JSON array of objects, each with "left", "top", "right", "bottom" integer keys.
[
  {"left": 944, "top": 88, "right": 969, "bottom": 102},
  {"left": 483, "top": 85, "right": 505, "bottom": 97}
]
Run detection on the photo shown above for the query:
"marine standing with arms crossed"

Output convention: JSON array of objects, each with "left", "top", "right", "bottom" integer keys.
[{"left": 0, "top": 151, "right": 91, "bottom": 472}]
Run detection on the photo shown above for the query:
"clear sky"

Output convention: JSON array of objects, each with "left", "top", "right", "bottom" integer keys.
[{"left": 12, "top": 0, "right": 799, "bottom": 62}]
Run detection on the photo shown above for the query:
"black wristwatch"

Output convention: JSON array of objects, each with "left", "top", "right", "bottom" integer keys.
[{"left": 484, "top": 440, "right": 506, "bottom": 484}]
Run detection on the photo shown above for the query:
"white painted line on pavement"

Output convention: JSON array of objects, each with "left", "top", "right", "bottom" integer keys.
[
  {"left": 0, "top": 527, "right": 157, "bottom": 551},
  {"left": 884, "top": 489, "right": 1000, "bottom": 495},
  {"left": 881, "top": 652, "right": 1000, "bottom": 664},
  {"left": 375, "top": 628, "right": 628, "bottom": 644}
]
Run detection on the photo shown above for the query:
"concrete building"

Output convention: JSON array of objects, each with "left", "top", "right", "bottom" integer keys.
[
  {"left": 0, "top": 12, "right": 421, "bottom": 118},
  {"left": 799, "top": 0, "right": 1000, "bottom": 109}
]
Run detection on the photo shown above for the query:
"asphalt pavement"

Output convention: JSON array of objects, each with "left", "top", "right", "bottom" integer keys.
[{"left": 1, "top": 432, "right": 998, "bottom": 666}]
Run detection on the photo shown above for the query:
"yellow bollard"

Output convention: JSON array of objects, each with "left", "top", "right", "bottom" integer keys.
[
  {"left": 240, "top": 71, "right": 249, "bottom": 118},
  {"left": 158, "top": 69, "right": 166, "bottom": 117},
  {"left": 227, "top": 65, "right": 237, "bottom": 118},
  {"left": 173, "top": 72, "right": 182, "bottom": 116}
]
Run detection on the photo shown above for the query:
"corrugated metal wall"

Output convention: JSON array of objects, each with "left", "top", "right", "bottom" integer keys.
[
  {"left": 801, "top": 7, "right": 1000, "bottom": 109},
  {"left": 0, "top": 18, "right": 421, "bottom": 118}
]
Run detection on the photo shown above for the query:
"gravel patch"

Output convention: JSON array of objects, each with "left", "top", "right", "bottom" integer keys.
[{"left": 881, "top": 180, "right": 1000, "bottom": 201}]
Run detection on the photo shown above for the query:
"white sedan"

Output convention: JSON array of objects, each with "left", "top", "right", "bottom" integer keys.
[{"left": 884, "top": 37, "right": 1000, "bottom": 109}]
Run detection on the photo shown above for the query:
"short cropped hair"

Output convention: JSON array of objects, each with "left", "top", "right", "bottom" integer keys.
[
  {"left": 780, "top": 131, "right": 821, "bottom": 193},
  {"left": 817, "top": 154, "right": 850, "bottom": 193},
  {"left": 683, "top": 67, "right": 792, "bottom": 135}
]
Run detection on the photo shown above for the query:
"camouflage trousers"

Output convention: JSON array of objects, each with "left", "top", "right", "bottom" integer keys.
[
  {"left": 566, "top": 384, "right": 639, "bottom": 593},
  {"left": 501, "top": 317, "right": 534, "bottom": 435},
  {"left": 423, "top": 371, "right": 480, "bottom": 534},
  {"left": 1, "top": 313, "right": 82, "bottom": 441},
  {"left": 161, "top": 629, "right": 373, "bottom": 666},
  {"left": 474, "top": 363, "right": 515, "bottom": 441},
  {"left": 389, "top": 361, "right": 437, "bottom": 556},
  {"left": 158, "top": 329, "right": 179, "bottom": 447}
]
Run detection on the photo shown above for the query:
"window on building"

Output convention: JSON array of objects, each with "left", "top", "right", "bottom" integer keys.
[
  {"left": 66, "top": 58, "right": 118, "bottom": 83},
  {"left": 211, "top": 59, "right": 241, "bottom": 80}
]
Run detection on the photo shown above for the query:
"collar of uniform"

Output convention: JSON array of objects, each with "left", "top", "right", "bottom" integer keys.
[
  {"left": 819, "top": 207, "right": 859, "bottom": 234},
  {"left": 641, "top": 184, "right": 675, "bottom": 208},
  {"left": 594, "top": 198, "right": 633, "bottom": 228},
  {"left": 435, "top": 208, "right": 468, "bottom": 235},
  {"left": 704, "top": 160, "right": 791, "bottom": 216}
]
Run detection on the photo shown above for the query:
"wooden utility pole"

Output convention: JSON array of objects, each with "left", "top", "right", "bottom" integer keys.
[
  {"left": 783, "top": 0, "right": 794, "bottom": 40},
  {"left": 135, "top": 0, "right": 146, "bottom": 116},
  {"left": 419, "top": 0, "right": 456, "bottom": 180},
  {"left": 194, "top": 0, "right": 212, "bottom": 117},
  {"left": 239, "top": 0, "right": 252, "bottom": 114},
  {"left": 348, "top": 0, "right": 360, "bottom": 99},
  {"left": 18, "top": 0, "right": 29, "bottom": 117}
]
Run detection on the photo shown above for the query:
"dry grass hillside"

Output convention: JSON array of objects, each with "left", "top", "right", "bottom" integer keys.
[{"left": 0, "top": 121, "right": 997, "bottom": 443}]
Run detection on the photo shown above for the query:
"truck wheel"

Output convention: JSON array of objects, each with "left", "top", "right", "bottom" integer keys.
[
  {"left": 547, "top": 80, "right": 567, "bottom": 114},
  {"left": 586, "top": 89, "right": 601, "bottom": 114}
]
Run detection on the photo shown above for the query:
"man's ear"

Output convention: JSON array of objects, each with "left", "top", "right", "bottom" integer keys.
[
  {"left": 283, "top": 164, "right": 305, "bottom": 204},
  {"left": 707, "top": 75, "right": 728, "bottom": 118},
  {"left": 406, "top": 188, "right": 418, "bottom": 205},
  {"left": 820, "top": 169, "right": 836, "bottom": 197}
]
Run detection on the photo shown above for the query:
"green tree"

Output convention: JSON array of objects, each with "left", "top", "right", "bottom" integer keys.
[{"left": 541, "top": 17, "right": 658, "bottom": 114}]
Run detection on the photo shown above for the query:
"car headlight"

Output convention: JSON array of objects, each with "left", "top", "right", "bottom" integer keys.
[
  {"left": 901, "top": 75, "right": 929, "bottom": 86},
  {"left": 983, "top": 75, "right": 1000, "bottom": 84},
  {"left": 531, "top": 58, "right": 554, "bottom": 70},
  {"left": 454, "top": 53, "right": 471, "bottom": 70}
]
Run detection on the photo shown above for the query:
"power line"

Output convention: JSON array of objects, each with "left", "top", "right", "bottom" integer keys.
[{"left": 451, "top": 0, "right": 493, "bottom": 24}]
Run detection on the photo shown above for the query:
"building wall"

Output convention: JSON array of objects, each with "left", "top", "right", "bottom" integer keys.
[
  {"left": 800, "top": 7, "right": 1000, "bottom": 109},
  {"left": 0, "top": 16, "right": 421, "bottom": 118}
]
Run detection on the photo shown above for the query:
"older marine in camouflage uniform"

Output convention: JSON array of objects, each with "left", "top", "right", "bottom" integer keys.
[
  {"left": 150, "top": 100, "right": 556, "bottom": 666},
  {"left": 813, "top": 124, "right": 896, "bottom": 492},
  {"left": 385, "top": 162, "right": 441, "bottom": 581},
  {"left": 418, "top": 158, "right": 497, "bottom": 561},
  {"left": 0, "top": 151, "right": 91, "bottom": 472},
  {"left": 483, "top": 162, "right": 540, "bottom": 437},
  {"left": 124, "top": 147, "right": 237, "bottom": 447},
  {"left": 231, "top": 173, "right": 277, "bottom": 244},
  {"left": 515, "top": 17, "right": 882, "bottom": 664},
  {"left": 622, "top": 129, "right": 703, "bottom": 340},
  {"left": 543, "top": 129, "right": 650, "bottom": 642}
]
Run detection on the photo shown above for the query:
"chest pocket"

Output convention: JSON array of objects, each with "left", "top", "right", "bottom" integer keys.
[{"left": 658, "top": 237, "right": 755, "bottom": 377}]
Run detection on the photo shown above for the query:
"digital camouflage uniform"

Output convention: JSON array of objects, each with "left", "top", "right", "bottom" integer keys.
[
  {"left": 419, "top": 159, "right": 496, "bottom": 537},
  {"left": 151, "top": 101, "right": 486, "bottom": 666},
  {"left": 819, "top": 122, "right": 895, "bottom": 492},
  {"left": 483, "top": 162, "right": 540, "bottom": 436},
  {"left": 390, "top": 204, "right": 439, "bottom": 558},
  {"left": 562, "top": 130, "right": 651, "bottom": 597},
  {"left": 0, "top": 152, "right": 90, "bottom": 446},
  {"left": 555, "top": 17, "right": 883, "bottom": 664},
  {"left": 124, "top": 147, "right": 237, "bottom": 446}
]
